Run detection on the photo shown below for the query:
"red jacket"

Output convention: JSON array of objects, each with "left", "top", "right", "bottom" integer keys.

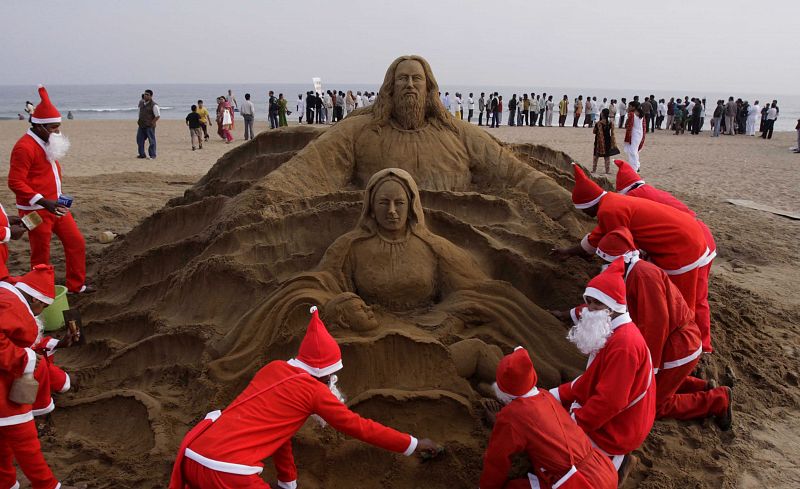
[
  {"left": 8, "top": 130, "right": 64, "bottom": 211},
  {"left": 0, "top": 204, "right": 10, "bottom": 279},
  {"left": 555, "top": 316, "right": 655, "bottom": 455},
  {"left": 625, "top": 259, "right": 702, "bottom": 371},
  {"left": 186, "top": 360, "right": 415, "bottom": 484},
  {"left": 626, "top": 184, "right": 716, "bottom": 256},
  {"left": 583, "top": 193, "right": 708, "bottom": 273},
  {"left": 0, "top": 282, "right": 40, "bottom": 426},
  {"left": 480, "top": 390, "right": 617, "bottom": 489}
]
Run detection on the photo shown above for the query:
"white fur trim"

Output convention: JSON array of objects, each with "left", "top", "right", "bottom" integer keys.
[
  {"left": 30, "top": 116, "right": 62, "bottom": 124},
  {"left": 574, "top": 191, "right": 607, "bottom": 209},
  {"left": 610, "top": 313, "right": 632, "bottom": 330},
  {"left": 548, "top": 387, "right": 560, "bottom": 402},
  {"left": 14, "top": 282, "right": 54, "bottom": 305},
  {"left": 0, "top": 282, "right": 36, "bottom": 318},
  {"left": 662, "top": 345, "right": 703, "bottom": 370},
  {"left": 552, "top": 465, "right": 578, "bottom": 488},
  {"left": 0, "top": 411, "right": 34, "bottom": 427},
  {"left": 583, "top": 287, "right": 626, "bottom": 314},
  {"left": 24, "top": 348, "right": 36, "bottom": 374},
  {"left": 277, "top": 480, "right": 297, "bottom": 489},
  {"left": 527, "top": 472, "right": 543, "bottom": 489},
  {"left": 403, "top": 436, "right": 418, "bottom": 456},
  {"left": 580, "top": 234, "right": 597, "bottom": 254},
  {"left": 29, "top": 193, "right": 44, "bottom": 207},
  {"left": 45, "top": 338, "right": 59, "bottom": 353},
  {"left": 59, "top": 373, "right": 71, "bottom": 392},
  {"left": 618, "top": 180, "right": 645, "bottom": 195},
  {"left": 497, "top": 383, "right": 540, "bottom": 401},
  {"left": 287, "top": 357, "right": 343, "bottom": 377},
  {"left": 205, "top": 410, "right": 222, "bottom": 421},
  {"left": 663, "top": 247, "right": 710, "bottom": 276},
  {"left": 184, "top": 448, "right": 263, "bottom": 475},
  {"left": 9, "top": 481, "right": 20, "bottom": 489},
  {"left": 1, "top": 227, "right": 10, "bottom": 243},
  {"left": 33, "top": 399, "right": 55, "bottom": 417}
]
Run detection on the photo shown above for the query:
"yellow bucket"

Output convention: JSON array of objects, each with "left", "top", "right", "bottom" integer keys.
[{"left": 41, "top": 285, "right": 69, "bottom": 331}]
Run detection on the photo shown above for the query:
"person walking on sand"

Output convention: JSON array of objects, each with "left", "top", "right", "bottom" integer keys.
[
  {"left": 169, "top": 308, "right": 441, "bottom": 489},
  {"left": 186, "top": 105, "right": 203, "bottom": 150},
  {"left": 227, "top": 89, "right": 238, "bottom": 112},
  {"left": 592, "top": 109, "right": 620, "bottom": 174},
  {"left": 136, "top": 89, "right": 159, "bottom": 159},
  {"left": 268, "top": 91, "right": 279, "bottom": 129},
  {"left": 583, "top": 96, "right": 593, "bottom": 128},
  {"left": 574, "top": 95, "right": 583, "bottom": 127},
  {"left": 219, "top": 97, "right": 234, "bottom": 143},
  {"left": 618, "top": 97, "right": 627, "bottom": 129},
  {"left": 240, "top": 93, "right": 255, "bottom": 140},
  {"left": 196, "top": 100, "right": 212, "bottom": 141},
  {"left": 9, "top": 86, "right": 94, "bottom": 295},
  {"left": 558, "top": 95, "right": 569, "bottom": 127},
  {"left": 278, "top": 93, "right": 289, "bottom": 127},
  {"left": 623, "top": 101, "right": 645, "bottom": 171}
]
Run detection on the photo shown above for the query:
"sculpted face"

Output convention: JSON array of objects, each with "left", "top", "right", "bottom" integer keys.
[
  {"left": 345, "top": 297, "right": 378, "bottom": 332},
  {"left": 372, "top": 179, "right": 409, "bottom": 237},
  {"left": 392, "top": 60, "right": 427, "bottom": 129}
]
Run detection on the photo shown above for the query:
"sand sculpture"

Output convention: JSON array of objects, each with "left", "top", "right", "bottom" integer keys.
[{"left": 51, "top": 56, "right": 605, "bottom": 487}]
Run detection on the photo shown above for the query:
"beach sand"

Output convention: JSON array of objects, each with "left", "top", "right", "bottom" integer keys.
[{"left": 0, "top": 119, "right": 798, "bottom": 488}]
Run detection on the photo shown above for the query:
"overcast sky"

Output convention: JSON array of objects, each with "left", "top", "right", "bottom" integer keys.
[{"left": 2, "top": 0, "right": 797, "bottom": 95}]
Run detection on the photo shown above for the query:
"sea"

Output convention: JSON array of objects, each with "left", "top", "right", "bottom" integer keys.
[{"left": 1, "top": 83, "right": 798, "bottom": 132}]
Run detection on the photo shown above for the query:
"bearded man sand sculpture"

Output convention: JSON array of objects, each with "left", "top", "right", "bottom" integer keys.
[{"left": 255, "top": 55, "right": 581, "bottom": 234}]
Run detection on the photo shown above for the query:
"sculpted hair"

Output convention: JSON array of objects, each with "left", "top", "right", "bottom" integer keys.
[{"left": 367, "top": 55, "right": 457, "bottom": 132}]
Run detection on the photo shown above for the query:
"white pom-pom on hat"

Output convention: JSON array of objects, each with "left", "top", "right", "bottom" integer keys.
[{"left": 310, "top": 305, "right": 318, "bottom": 313}]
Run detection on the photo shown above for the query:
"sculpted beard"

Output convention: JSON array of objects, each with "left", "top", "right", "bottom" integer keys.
[
  {"left": 567, "top": 309, "right": 613, "bottom": 355},
  {"left": 392, "top": 90, "right": 425, "bottom": 130},
  {"left": 45, "top": 132, "right": 70, "bottom": 162}
]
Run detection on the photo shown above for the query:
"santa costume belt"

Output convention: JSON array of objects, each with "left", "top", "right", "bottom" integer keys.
[
  {"left": 182, "top": 410, "right": 263, "bottom": 476},
  {"left": 662, "top": 247, "right": 710, "bottom": 276},
  {"left": 656, "top": 345, "right": 703, "bottom": 374}
]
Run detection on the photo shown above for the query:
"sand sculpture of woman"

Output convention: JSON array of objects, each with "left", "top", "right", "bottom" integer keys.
[{"left": 209, "top": 168, "right": 582, "bottom": 388}]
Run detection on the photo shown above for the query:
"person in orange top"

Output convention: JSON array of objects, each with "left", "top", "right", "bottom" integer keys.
[
  {"left": 479, "top": 347, "right": 617, "bottom": 489},
  {"left": 8, "top": 86, "right": 93, "bottom": 294},
  {"left": 553, "top": 163, "right": 709, "bottom": 321},
  {"left": 613, "top": 159, "right": 716, "bottom": 353},
  {"left": 170, "top": 307, "right": 441, "bottom": 489}
]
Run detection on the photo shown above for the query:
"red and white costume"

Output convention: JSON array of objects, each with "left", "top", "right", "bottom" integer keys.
[
  {"left": 8, "top": 86, "right": 87, "bottom": 293},
  {"left": 170, "top": 307, "right": 419, "bottom": 489},
  {"left": 581, "top": 228, "right": 730, "bottom": 421},
  {"left": 551, "top": 259, "right": 655, "bottom": 468},
  {"left": 0, "top": 265, "right": 63, "bottom": 489},
  {"left": 30, "top": 334, "right": 71, "bottom": 417},
  {"left": 615, "top": 160, "right": 715, "bottom": 352},
  {"left": 571, "top": 164, "right": 708, "bottom": 326},
  {"left": 479, "top": 348, "right": 617, "bottom": 489},
  {"left": 0, "top": 204, "right": 12, "bottom": 280}
]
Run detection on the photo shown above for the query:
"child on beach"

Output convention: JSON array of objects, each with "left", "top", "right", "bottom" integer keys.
[{"left": 186, "top": 105, "right": 203, "bottom": 150}]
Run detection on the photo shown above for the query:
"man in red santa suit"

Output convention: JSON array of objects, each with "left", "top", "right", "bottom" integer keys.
[
  {"left": 169, "top": 306, "right": 441, "bottom": 489},
  {"left": 613, "top": 159, "right": 716, "bottom": 353},
  {"left": 561, "top": 227, "right": 732, "bottom": 427},
  {"left": 0, "top": 264, "right": 82, "bottom": 489},
  {"left": 8, "top": 85, "right": 93, "bottom": 294},
  {"left": 552, "top": 163, "right": 709, "bottom": 328},
  {"left": 0, "top": 202, "right": 30, "bottom": 280},
  {"left": 478, "top": 347, "right": 617, "bottom": 489},
  {"left": 548, "top": 259, "right": 655, "bottom": 484}
]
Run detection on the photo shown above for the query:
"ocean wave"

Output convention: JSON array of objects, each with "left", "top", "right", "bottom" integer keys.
[{"left": 73, "top": 106, "right": 174, "bottom": 113}]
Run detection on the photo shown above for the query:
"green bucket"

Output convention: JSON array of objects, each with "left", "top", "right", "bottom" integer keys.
[{"left": 41, "top": 285, "right": 69, "bottom": 331}]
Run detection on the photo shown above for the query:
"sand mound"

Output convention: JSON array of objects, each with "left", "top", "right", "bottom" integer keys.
[{"left": 37, "top": 126, "right": 800, "bottom": 488}]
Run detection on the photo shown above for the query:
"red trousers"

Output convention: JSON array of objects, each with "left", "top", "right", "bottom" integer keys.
[
  {"left": 696, "top": 262, "right": 713, "bottom": 352},
  {"left": 182, "top": 459, "right": 270, "bottom": 488},
  {"left": 655, "top": 360, "right": 729, "bottom": 420},
  {"left": 0, "top": 421, "right": 59, "bottom": 489},
  {"left": 19, "top": 210, "right": 86, "bottom": 293},
  {"left": 0, "top": 243, "right": 8, "bottom": 280}
]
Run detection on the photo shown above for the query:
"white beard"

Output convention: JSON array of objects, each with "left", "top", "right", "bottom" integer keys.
[
  {"left": 45, "top": 132, "right": 70, "bottom": 162},
  {"left": 567, "top": 309, "right": 613, "bottom": 355},
  {"left": 492, "top": 382, "right": 514, "bottom": 405},
  {"left": 33, "top": 317, "right": 45, "bottom": 347},
  {"left": 312, "top": 375, "right": 346, "bottom": 428}
]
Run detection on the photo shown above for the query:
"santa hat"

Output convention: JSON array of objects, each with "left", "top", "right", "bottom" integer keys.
[
  {"left": 31, "top": 85, "right": 62, "bottom": 124},
  {"left": 496, "top": 347, "right": 538, "bottom": 397},
  {"left": 614, "top": 160, "right": 645, "bottom": 194},
  {"left": 571, "top": 163, "right": 607, "bottom": 209},
  {"left": 288, "top": 306, "right": 343, "bottom": 377},
  {"left": 583, "top": 258, "right": 627, "bottom": 313},
  {"left": 13, "top": 264, "right": 55, "bottom": 305},
  {"left": 596, "top": 227, "right": 637, "bottom": 263}
]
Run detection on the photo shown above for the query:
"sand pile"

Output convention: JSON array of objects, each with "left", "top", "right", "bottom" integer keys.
[{"left": 33, "top": 125, "right": 799, "bottom": 489}]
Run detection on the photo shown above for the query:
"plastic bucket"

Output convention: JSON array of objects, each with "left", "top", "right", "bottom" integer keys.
[{"left": 41, "top": 285, "right": 69, "bottom": 331}]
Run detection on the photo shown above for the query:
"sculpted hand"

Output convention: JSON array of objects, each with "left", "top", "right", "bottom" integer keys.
[{"left": 549, "top": 247, "right": 572, "bottom": 261}]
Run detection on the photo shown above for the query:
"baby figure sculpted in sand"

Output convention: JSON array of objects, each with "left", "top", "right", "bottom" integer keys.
[
  {"left": 210, "top": 169, "right": 582, "bottom": 391},
  {"left": 254, "top": 54, "right": 582, "bottom": 235}
]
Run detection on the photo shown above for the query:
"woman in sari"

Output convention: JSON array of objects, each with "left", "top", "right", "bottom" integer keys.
[
  {"left": 592, "top": 108, "right": 620, "bottom": 174},
  {"left": 215, "top": 96, "right": 225, "bottom": 140},
  {"left": 277, "top": 93, "right": 289, "bottom": 127},
  {"left": 220, "top": 96, "right": 234, "bottom": 142}
]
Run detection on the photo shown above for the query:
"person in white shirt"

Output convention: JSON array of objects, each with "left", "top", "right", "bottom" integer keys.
[
  {"left": 657, "top": 99, "right": 667, "bottom": 130},
  {"left": 747, "top": 101, "right": 759, "bottom": 136},
  {"left": 296, "top": 94, "right": 306, "bottom": 124},
  {"left": 240, "top": 93, "right": 256, "bottom": 140},
  {"left": 467, "top": 93, "right": 475, "bottom": 123},
  {"left": 761, "top": 103, "right": 778, "bottom": 139}
]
